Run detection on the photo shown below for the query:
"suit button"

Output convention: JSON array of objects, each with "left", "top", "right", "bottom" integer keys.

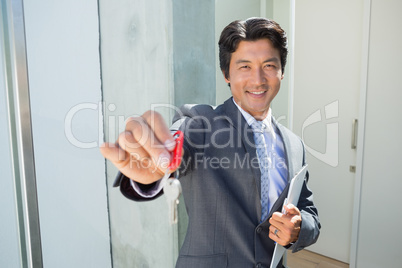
[
  {"left": 255, "top": 263, "right": 262, "bottom": 268},
  {"left": 256, "top": 227, "right": 262, "bottom": 233}
]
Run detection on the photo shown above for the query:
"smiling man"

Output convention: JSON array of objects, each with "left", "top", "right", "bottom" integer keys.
[
  {"left": 224, "top": 39, "right": 282, "bottom": 120},
  {"left": 101, "top": 18, "right": 320, "bottom": 268}
]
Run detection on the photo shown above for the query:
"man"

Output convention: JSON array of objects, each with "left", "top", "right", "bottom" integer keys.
[{"left": 101, "top": 17, "right": 320, "bottom": 268}]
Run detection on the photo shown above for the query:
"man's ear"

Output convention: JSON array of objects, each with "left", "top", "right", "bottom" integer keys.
[
  {"left": 222, "top": 70, "right": 230, "bottom": 84},
  {"left": 222, "top": 71, "right": 231, "bottom": 87}
]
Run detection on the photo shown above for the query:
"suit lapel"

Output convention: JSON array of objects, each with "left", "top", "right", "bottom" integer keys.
[{"left": 222, "top": 98, "right": 262, "bottom": 200}]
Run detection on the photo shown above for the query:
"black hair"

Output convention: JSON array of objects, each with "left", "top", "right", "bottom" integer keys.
[{"left": 218, "top": 17, "right": 288, "bottom": 79}]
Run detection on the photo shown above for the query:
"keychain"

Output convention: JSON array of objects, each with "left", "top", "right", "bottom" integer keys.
[{"left": 162, "top": 130, "right": 184, "bottom": 225}]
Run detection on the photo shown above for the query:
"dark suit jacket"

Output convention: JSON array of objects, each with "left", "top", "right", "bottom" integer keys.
[{"left": 115, "top": 98, "right": 320, "bottom": 268}]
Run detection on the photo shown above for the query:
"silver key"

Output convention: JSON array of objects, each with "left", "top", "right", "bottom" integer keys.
[{"left": 163, "top": 172, "right": 182, "bottom": 225}]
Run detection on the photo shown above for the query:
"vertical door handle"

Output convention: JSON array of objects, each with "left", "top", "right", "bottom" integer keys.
[{"left": 351, "top": 119, "right": 358, "bottom": 149}]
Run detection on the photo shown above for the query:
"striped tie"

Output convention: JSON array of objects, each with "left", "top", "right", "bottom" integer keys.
[{"left": 251, "top": 121, "right": 270, "bottom": 222}]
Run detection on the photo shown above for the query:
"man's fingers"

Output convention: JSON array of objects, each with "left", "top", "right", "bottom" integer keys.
[
  {"left": 100, "top": 142, "right": 130, "bottom": 168},
  {"left": 270, "top": 210, "right": 301, "bottom": 228},
  {"left": 268, "top": 225, "right": 283, "bottom": 245},
  {"left": 116, "top": 131, "right": 144, "bottom": 158},
  {"left": 100, "top": 110, "right": 176, "bottom": 184},
  {"left": 118, "top": 158, "right": 165, "bottom": 184},
  {"left": 283, "top": 203, "right": 301, "bottom": 216},
  {"left": 269, "top": 219, "right": 299, "bottom": 246},
  {"left": 142, "top": 110, "right": 176, "bottom": 151},
  {"left": 125, "top": 114, "right": 172, "bottom": 173},
  {"left": 269, "top": 205, "right": 302, "bottom": 245},
  {"left": 100, "top": 141, "right": 165, "bottom": 184},
  {"left": 268, "top": 224, "right": 291, "bottom": 246}
]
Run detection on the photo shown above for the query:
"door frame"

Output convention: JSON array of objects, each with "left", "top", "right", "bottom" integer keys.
[{"left": 1, "top": 0, "right": 43, "bottom": 266}]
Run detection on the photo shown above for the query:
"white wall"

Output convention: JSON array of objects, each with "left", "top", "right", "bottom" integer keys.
[
  {"left": 22, "top": 0, "right": 111, "bottom": 267},
  {"left": 353, "top": 0, "right": 402, "bottom": 266}
]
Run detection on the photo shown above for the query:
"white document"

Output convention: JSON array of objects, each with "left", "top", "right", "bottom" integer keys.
[{"left": 270, "top": 164, "right": 308, "bottom": 268}]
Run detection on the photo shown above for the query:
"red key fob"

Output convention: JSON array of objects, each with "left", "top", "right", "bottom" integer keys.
[{"left": 168, "top": 130, "right": 184, "bottom": 171}]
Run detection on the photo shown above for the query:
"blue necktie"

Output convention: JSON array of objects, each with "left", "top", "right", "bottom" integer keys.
[{"left": 251, "top": 121, "right": 270, "bottom": 222}]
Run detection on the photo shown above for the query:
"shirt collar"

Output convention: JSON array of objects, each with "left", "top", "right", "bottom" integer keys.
[{"left": 232, "top": 98, "right": 275, "bottom": 137}]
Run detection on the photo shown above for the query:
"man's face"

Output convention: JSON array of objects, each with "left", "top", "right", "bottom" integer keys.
[{"left": 224, "top": 39, "right": 283, "bottom": 120}]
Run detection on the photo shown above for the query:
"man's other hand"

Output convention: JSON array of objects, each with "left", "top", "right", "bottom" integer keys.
[{"left": 268, "top": 204, "right": 302, "bottom": 246}]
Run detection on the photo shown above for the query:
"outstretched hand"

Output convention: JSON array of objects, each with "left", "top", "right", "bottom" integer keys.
[{"left": 100, "top": 111, "right": 176, "bottom": 184}]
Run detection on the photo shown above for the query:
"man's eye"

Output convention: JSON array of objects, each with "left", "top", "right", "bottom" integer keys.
[{"left": 240, "top": 65, "right": 250, "bottom": 69}]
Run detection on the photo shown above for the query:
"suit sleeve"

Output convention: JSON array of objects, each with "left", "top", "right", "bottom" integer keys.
[
  {"left": 287, "top": 142, "right": 321, "bottom": 252},
  {"left": 113, "top": 172, "right": 164, "bottom": 202},
  {"left": 288, "top": 172, "right": 321, "bottom": 252}
]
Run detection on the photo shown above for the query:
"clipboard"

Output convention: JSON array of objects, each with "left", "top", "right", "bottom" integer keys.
[{"left": 270, "top": 164, "right": 308, "bottom": 268}]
